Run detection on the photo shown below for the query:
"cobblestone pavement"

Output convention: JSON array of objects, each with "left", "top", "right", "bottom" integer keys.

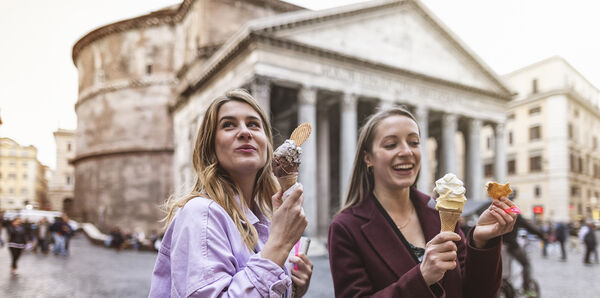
[{"left": 0, "top": 233, "right": 598, "bottom": 297}]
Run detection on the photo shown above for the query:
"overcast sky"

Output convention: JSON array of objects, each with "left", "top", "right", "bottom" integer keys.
[{"left": 1, "top": 0, "right": 599, "bottom": 169}]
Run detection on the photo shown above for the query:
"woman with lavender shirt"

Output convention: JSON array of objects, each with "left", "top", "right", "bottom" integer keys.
[{"left": 149, "top": 90, "right": 313, "bottom": 297}]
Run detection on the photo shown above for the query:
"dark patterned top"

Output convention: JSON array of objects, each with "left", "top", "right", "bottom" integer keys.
[{"left": 408, "top": 242, "right": 425, "bottom": 263}]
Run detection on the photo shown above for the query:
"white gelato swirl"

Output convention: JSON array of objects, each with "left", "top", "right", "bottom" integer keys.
[
  {"left": 274, "top": 140, "right": 302, "bottom": 163},
  {"left": 433, "top": 173, "right": 467, "bottom": 210}
]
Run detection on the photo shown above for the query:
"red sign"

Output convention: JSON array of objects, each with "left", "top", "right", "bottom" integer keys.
[{"left": 533, "top": 206, "right": 544, "bottom": 214}]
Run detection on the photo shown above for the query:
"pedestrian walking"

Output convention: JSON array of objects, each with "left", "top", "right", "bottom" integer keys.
[
  {"left": 541, "top": 221, "right": 552, "bottom": 257},
  {"left": 582, "top": 222, "right": 598, "bottom": 264},
  {"left": 7, "top": 217, "right": 28, "bottom": 274},
  {"left": 35, "top": 217, "right": 51, "bottom": 254},
  {"left": 555, "top": 222, "right": 568, "bottom": 260}
]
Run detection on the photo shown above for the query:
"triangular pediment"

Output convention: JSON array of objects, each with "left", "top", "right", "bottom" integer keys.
[{"left": 264, "top": 0, "right": 509, "bottom": 95}]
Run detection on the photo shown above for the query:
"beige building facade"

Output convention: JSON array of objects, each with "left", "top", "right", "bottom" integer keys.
[
  {"left": 482, "top": 56, "right": 600, "bottom": 223},
  {"left": 0, "top": 138, "right": 49, "bottom": 210},
  {"left": 73, "top": 0, "right": 513, "bottom": 235},
  {"left": 48, "top": 129, "right": 76, "bottom": 214}
]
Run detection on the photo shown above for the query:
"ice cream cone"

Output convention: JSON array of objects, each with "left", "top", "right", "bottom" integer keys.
[
  {"left": 438, "top": 207, "right": 461, "bottom": 232},
  {"left": 277, "top": 172, "right": 298, "bottom": 192}
]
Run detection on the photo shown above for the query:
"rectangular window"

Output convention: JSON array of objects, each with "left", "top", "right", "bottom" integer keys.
[
  {"left": 571, "top": 186, "right": 580, "bottom": 197},
  {"left": 534, "top": 185, "right": 541, "bottom": 197},
  {"left": 530, "top": 155, "right": 542, "bottom": 172},
  {"left": 569, "top": 123, "right": 573, "bottom": 140},
  {"left": 529, "top": 106, "right": 541, "bottom": 115},
  {"left": 484, "top": 163, "right": 494, "bottom": 177},
  {"left": 507, "top": 159, "right": 516, "bottom": 175},
  {"left": 8, "top": 173, "right": 16, "bottom": 179},
  {"left": 66, "top": 176, "right": 71, "bottom": 185},
  {"left": 578, "top": 157, "right": 583, "bottom": 173},
  {"left": 508, "top": 131, "right": 513, "bottom": 145},
  {"left": 67, "top": 143, "right": 72, "bottom": 152},
  {"left": 532, "top": 79, "right": 538, "bottom": 94},
  {"left": 529, "top": 126, "right": 541, "bottom": 140},
  {"left": 507, "top": 113, "right": 515, "bottom": 120}
]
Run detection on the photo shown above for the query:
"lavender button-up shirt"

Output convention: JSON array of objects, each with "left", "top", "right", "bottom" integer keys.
[{"left": 149, "top": 196, "right": 292, "bottom": 297}]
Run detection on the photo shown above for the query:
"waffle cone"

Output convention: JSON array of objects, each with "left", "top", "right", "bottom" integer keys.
[
  {"left": 290, "top": 123, "right": 312, "bottom": 146},
  {"left": 277, "top": 173, "right": 298, "bottom": 192},
  {"left": 438, "top": 208, "right": 462, "bottom": 232}
]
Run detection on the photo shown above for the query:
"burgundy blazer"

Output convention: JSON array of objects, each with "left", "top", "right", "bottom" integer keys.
[{"left": 328, "top": 188, "right": 502, "bottom": 298}]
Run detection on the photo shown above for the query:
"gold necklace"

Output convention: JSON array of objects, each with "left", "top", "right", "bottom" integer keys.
[{"left": 396, "top": 205, "right": 415, "bottom": 230}]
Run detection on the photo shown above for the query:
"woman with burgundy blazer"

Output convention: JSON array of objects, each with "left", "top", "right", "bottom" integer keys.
[{"left": 328, "top": 107, "right": 518, "bottom": 297}]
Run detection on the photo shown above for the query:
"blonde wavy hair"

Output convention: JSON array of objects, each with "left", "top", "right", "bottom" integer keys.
[
  {"left": 341, "top": 106, "right": 420, "bottom": 211},
  {"left": 163, "top": 89, "right": 279, "bottom": 251}
]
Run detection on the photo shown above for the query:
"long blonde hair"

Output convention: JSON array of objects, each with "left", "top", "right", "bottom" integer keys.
[
  {"left": 341, "top": 106, "right": 420, "bottom": 211},
  {"left": 164, "top": 89, "right": 279, "bottom": 251}
]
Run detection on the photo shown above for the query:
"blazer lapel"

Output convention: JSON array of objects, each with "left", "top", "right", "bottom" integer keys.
[
  {"left": 355, "top": 196, "right": 418, "bottom": 278},
  {"left": 412, "top": 191, "right": 441, "bottom": 243}
]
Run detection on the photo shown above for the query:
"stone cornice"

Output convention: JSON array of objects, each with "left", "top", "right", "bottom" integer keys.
[
  {"left": 509, "top": 88, "right": 600, "bottom": 119},
  {"left": 72, "top": 0, "right": 303, "bottom": 64},
  {"left": 171, "top": 32, "right": 513, "bottom": 113},
  {"left": 175, "top": 43, "right": 223, "bottom": 79},
  {"left": 71, "top": 148, "right": 174, "bottom": 165},
  {"left": 75, "top": 76, "right": 177, "bottom": 111}
]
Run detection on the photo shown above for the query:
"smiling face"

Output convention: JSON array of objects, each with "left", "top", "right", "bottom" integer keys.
[
  {"left": 214, "top": 100, "right": 268, "bottom": 178},
  {"left": 364, "top": 115, "right": 421, "bottom": 191}
]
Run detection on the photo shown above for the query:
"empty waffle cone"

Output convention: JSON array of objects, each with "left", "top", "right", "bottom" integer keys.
[
  {"left": 438, "top": 208, "right": 462, "bottom": 232},
  {"left": 277, "top": 173, "right": 298, "bottom": 192}
]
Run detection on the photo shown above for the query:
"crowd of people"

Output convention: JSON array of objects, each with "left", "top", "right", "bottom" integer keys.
[{"left": 0, "top": 214, "right": 74, "bottom": 274}]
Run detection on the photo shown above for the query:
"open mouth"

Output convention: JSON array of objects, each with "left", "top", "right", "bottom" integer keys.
[{"left": 392, "top": 163, "right": 414, "bottom": 171}]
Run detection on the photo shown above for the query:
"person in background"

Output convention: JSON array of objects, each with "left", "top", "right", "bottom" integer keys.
[
  {"left": 555, "top": 222, "right": 568, "bottom": 260},
  {"left": 328, "top": 107, "right": 517, "bottom": 297},
  {"left": 581, "top": 221, "right": 598, "bottom": 264},
  {"left": 7, "top": 217, "right": 28, "bottom": 274},
  {"left": 35, "top": 217, "right": 51, "bottom": 254},
  {"left": 150, "top": 89, "right": 313, "bottom": 297}
]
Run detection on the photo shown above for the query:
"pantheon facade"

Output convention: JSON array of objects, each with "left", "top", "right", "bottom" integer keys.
[{"left": 72, "top": 0, "right": 512, "bottom": 237}]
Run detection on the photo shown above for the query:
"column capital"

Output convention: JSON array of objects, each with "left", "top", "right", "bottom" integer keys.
[
  {"left": 415, "top": 105, "right": 429, "bottom": 118},
  {"left": 469, "top": 118, "right": 482, "bottom": 131},
  {"left": 299, "top": 86, "right": 317, "bottom": 105},
  {"left": 493, "top": 122, "right": 505, "bottom": 133},
  {"left": 442, "top": 113, "right": 458, "bottom": 123},
  {"left": 342, "top": 92, "right": 358, "bottom": 105}
]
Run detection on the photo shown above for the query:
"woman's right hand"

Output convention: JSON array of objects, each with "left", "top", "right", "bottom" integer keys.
[
  {"left": 262, "top": 184, "right": 308, "bottom": 266},
  {"left": 420, "top": 232, "right": 461, "bottom": 286}
]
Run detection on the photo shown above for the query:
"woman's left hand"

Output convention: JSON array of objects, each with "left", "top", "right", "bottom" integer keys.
[
  {"left": 288, "top": 253, "right": 313, "bottom": 297},
  {"left": 472, "top": 197, "right": 518, "bottom": 248}
]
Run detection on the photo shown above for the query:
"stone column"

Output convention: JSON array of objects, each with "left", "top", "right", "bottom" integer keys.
[
  {"left": 466, "top": 118, "right": 483, "bottom": 200},
  {"left": 340, "top": 92, "right": 358, "bottom": 204},
  {"left": 251, "top": 77, "right": 271, "bottom": 119},
  {"left": 316, "top": 104, "right": 330, "bottom": 237},
  {"left": 442, "top": 113, "right": 458, "bottom": 175},
  {"left": 415, "top": 106, "right": 430, "bottom": 193},
  {"left": 494, "top": 123, "right": 507, "bottom": 182},
  {"left": 298, "top": 86, "right": 318, "bottom": 237}
]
